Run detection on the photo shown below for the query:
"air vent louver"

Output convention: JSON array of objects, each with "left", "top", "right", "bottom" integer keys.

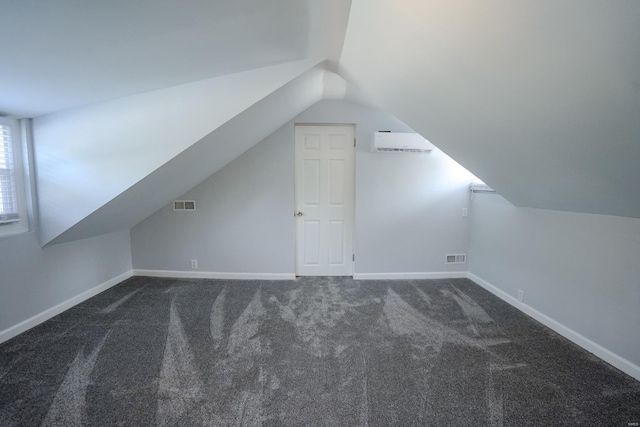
[
  {"left": 446, "top": 254, "right": 466, "bottom": 264},
  {"left": 173, "top": 200, "right": 196, "bottom": 211}
]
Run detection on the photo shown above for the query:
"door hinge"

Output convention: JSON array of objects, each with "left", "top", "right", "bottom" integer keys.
[
  {"left": 353, "top": 138, "right": 356, "bottom": 147},
  {"left": 352, "top": 254, "right": 355, "bottom": 262}
]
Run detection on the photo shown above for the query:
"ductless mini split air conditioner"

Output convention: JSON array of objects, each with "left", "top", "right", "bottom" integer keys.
[{"left": 372, "top": 131, "right": 436, "bottom": 153}]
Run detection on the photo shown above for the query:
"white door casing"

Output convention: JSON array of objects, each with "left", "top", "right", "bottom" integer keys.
[{"left": 295, "top": 125, "right": 355, "bottom": 276}]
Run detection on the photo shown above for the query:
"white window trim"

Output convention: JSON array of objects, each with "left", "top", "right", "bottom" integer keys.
[{"left": 0, "top": 116, "right": 29, "bottom": 237}]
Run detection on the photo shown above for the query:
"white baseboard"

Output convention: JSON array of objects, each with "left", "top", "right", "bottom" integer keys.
[
  {"left": 133, "top": 269, "right": 296, "bottom": 281},
  {"left": 354, "top": 272, "right": 468, "bottom": 280},
  {"left": 467, "top": 272, "right": 640, "bottom": 382},
  {"left": 0, "top": 270, "right": 133, "bottom": 345},
  {"left": 5, "top": 268, "right": 636, "bottom": 381}
]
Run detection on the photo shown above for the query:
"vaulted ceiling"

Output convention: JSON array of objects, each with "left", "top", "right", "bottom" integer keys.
[
  {"left": 341, "top": 0, "right": 640, "bottom": 219},
  {"left": 0, "top": 0, "right": 350, "bottom": 116},
  {"left": 1, "top": 0, "right": 638, "bottom": 245}
]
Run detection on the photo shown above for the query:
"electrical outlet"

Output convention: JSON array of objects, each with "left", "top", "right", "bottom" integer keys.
[
  {"left": 462, "top": 208, "right": 468, "bottom": 217},
  {"left": 517, "top": 289, "right": 524, "bottom": 303},
  {"left": 191, "top": 259, "right": 198, "bottom": 269}
]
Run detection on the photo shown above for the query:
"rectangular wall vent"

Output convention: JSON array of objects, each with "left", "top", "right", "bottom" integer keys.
[
  {"left": 446, "top": 254, "right": 467, "bottom": 264},
  {"left": 173, "top": 200, "right": 196, "bottom": 211}
]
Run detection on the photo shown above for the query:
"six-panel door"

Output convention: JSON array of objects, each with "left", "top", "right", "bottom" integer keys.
[{"left": 294, "top": 125, "right": 355, "bottom": 276}]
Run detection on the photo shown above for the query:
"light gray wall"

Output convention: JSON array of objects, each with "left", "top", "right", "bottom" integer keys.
[
  {"left": 44, "top": 66, "right": 328, "bottom": 248},
  {"left": 354, "top": 133, "right": 474, "bottom": 274},
  {"left": 131, "top": 100, "right": 477, "bottom": 274},
  {"left": 468, "top": 194, "right": 640, "bottom": 367},
  {"left": 0, "top": 230, "right": 132, "bottom": 334},
  {"left": 131, "top": 122, "right": 296, "bottom": 273},
  {"left": 32, "top": 59, "right": 321, "bottom": 246}
]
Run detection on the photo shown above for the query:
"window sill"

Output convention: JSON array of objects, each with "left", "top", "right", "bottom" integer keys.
[{"left": 0, "top": 222, "right": 29, "bottom": 239}]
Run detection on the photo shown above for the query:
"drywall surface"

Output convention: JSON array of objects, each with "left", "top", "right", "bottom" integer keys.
[
  {"left": 0, "top": 230, "right": 132, "bottom": 335},
  {"left": 340, "top": 0, "right": 640, "bottom": 218},
  {"left": 51, "top": 66, "right": 326, "bottom": 248},
  {"left": 33, "top": 59, "right": 319, "bottom": 246},
  {"left": 131, "top": 100, "right": 477, "bottom": 275},
  {"left": 131, "top": 121, "right": 295, "bottom": 274},
  {"left": 468, "top": 194, "right": 640, "bottom": 367},
  {"left": 296, "top": 101, "right": 477, "bottom": 274}
]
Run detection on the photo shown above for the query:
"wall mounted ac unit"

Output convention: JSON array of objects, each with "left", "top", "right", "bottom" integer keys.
[{"left": 372, "top": 131, "right": 435, "bottom": 153}]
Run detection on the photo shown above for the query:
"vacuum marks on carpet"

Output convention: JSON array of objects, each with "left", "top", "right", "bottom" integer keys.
[{"left": 1, "top": 277, "right": 639, "bottom": 426}]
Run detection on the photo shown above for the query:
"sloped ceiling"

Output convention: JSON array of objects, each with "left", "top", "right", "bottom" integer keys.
[
  {"left": 11, "top": 1, "right": 351, "bottom": 246},
  {"left": 4, "top": 1, "right": 640, "bottom": 247},
  {"left": 0, "top": 0, "right": 350, "bottom": 116},
  {"left": 48, "top": 65, "right": 329, "bottom": 245},
  {"left": 34, "top": 60, "right": 326, "bottom": 246},
  {"left": 340, "top": 0, "right": 640, "bottom": 218}
]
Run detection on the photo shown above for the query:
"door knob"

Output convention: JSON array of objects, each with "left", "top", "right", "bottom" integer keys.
[{"left": 295, "top": 211, "right": 304, "bottom": 217}]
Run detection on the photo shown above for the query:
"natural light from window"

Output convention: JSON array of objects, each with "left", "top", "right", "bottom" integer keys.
[{"left": 0, "top": 117, "right": 28, "bottom": 237}]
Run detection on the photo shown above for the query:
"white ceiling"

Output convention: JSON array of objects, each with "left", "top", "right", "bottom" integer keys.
[
  {"left": 0, "top": 0, "right": 351, "bottom": 117},
  {"left": 4, "top": 0, "right": 640, "bottom": 243},
  {"left": 341, "top": 0, "right": 640, "bottom": 218}
]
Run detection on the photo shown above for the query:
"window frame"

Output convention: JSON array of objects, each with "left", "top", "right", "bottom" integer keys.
[{"left": 0, "top": 116, "right": 29, "bottom": 237}]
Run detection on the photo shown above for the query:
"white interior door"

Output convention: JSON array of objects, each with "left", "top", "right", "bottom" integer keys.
[{"left": 295, "top": 125, "right": 355, "bottom": 276}]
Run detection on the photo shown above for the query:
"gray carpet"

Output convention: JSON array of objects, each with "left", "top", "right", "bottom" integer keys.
[{"left": 1, "top": 277, "right": 639, "bottom": 426}]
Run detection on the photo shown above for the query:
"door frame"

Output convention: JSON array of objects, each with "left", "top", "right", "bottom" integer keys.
[{"left": 293, "top": 123, "right": 356, "bottom": 277}]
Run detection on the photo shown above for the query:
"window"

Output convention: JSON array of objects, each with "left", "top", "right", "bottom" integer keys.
[{"left": 0, "top": 117, "right": 28, "bottom": 237}]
